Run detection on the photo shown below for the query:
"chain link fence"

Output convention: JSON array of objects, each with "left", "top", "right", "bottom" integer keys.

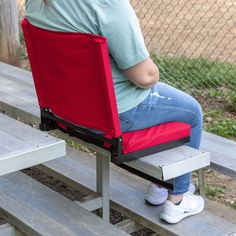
[{"left": 17, "top": 0, "right": 236, "bottom": 110}]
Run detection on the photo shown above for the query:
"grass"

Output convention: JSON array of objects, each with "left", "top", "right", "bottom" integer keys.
[
  {"left": 151, "top": 53, "right": 236, "bottom": 91},
  {"left": 66, "top": 140, "right": 91, "bottom": 153},
  {"left": 227, "top": 92, "right": 236, "bottom": 112},
  {"left": 151, "top": 53, "right": 236, "bottom": 140},
  {"left": 204, "top": 110, "right": 236, "bottom": 139},
  {"left": 205, "top": 184, "right": 225, "bottom": 198}
]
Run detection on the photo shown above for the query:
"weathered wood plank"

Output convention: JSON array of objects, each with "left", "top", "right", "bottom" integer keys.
[
  {"left": 0, "top": 172, "right": 128, "bottom": 236},
  {"left": 0, "top": 76, "right": 38, "bottom": 106},
  {"left": 37, "top": 147, "right": 236, "bottom": 236},
  {"left": 0, "top": 130, "right": 30, "bottom": 154},
  {"left": 0, "top": 63, "right": 33, "bottom": 84},
  {"left": 0, "top": 113, "right": 66, "bottom": 176},
  {"left": 125, "top": 146, "right": 210, "bottom": 180},
  {"left": 0, "top": 113, "right": 51, "bottom": 145},
  {"left": 201, "top": 131, "right": 236, "bottom": 178}
]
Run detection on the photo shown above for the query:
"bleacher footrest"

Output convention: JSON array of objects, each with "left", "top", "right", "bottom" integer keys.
[{"left": 122, "top": 145, "right": 210, "bottom": 181}]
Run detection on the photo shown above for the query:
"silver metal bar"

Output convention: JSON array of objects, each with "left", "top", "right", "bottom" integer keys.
[
  {"left": 198, "top": 168, "right": 205, "bottom": 196},
  {"left": 96, "top": 153, "right": 110, "bottom": 222}
]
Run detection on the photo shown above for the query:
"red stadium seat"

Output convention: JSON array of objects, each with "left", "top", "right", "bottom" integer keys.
[{"left": 22, "top": 18, "right": 190, "bottom": 164}]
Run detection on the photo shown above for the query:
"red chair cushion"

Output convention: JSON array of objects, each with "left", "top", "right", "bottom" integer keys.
[{"left": 122, "top": 122, "right": 191, "bottom": 154}]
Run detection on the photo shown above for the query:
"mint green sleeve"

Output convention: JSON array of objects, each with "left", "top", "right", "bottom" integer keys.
[{"left": 96, "top": 0, "right": 149, "bottom": 70}]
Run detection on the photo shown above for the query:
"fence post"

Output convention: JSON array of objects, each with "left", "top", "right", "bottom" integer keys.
[{"left": 0, "top": 0, "right": 20, "bottom": 66}]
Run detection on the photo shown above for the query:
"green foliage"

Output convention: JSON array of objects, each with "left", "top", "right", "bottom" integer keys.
[
  {"left": 205, "top": 184, "right": 225, "bottom": 197},
  {"left": 206, "top": 119, "right": 236, "bottom": 139},
  {"left": 66, "top": 140, "right": 91, "bottom": 153},
  {"left": 204, "top": 110, "right": 236, "bottom": 139},
  {"left": 19, "top": 30, "right": 25, "bottom": 46},
  {"left": 151, "top": 53, "right": 236, "bottom": 91},
  {"left": 226, "top": 92, "right": 236, "bottom": 112},
  {"left": 151, "top": 53, "right": 236, "bottom": 140}
]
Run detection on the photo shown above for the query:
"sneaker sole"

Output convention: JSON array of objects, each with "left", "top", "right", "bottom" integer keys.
[
  {"left": 160, "top": 205, "right": 204, "bottom": 224},
  {"left": 145, "top": 199, "right": 165, "bottom": 206},
  {"left": 145, "top": 189, "right": 195, "bottom": 207}
]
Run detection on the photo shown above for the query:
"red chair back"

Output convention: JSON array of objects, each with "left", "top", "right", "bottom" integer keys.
[{"left": 22, "top": 18, "right": 121, "bottom": 138}]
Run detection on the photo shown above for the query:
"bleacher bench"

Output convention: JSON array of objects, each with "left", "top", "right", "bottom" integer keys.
[
  {"left": 0, "top": 113, "right": 128, "bottom": 236},
  {"left": 0, "top": 171, "right": 128, "bottom": 236},
  {"left": 0, "top": 63, "right": 236, "bottom": 235},
  {"left": 0, "top": 113, "right": 65, "bottom": 176}
]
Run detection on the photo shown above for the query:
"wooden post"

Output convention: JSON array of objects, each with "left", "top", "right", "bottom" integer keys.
[{"left": 0, "top": 0, "right": 20, "bottom": 66}]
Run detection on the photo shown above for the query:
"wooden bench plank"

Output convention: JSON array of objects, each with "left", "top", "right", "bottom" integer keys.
[
  {"left": 38, "top": 147, "right": 236, "bottom": 236},
  {"left": 0, "top": 62, "right": 34, "bottom": 85},
  {"left": 125, "top": 146, "right": 210, "bottom": 180},
  {"left": 0, "top": 113, "right": 66, "bottom": 176},
  {"left": 0, "top": 76, "right": 38, "bottom": 113},
  {"left": 201, "top": 131, "right": 236, "bottom": 178},
  {"left": 0, "top": 172, "right": 128, "bottom": 236},
  {"left": 0, "top": 62, "right": 236, "bottom": 235},
  {"left": 1, "top": 62, "right": 234, "bottom": 177}
]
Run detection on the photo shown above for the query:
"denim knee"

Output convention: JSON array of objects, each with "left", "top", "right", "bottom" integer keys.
[{"left": 189, "top": 97, "right": 203, "bottom": 128}]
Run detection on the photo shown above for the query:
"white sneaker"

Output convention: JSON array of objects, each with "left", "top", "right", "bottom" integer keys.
[
  {"left": 145, "top": 183, "right": 168, "bottom": 205},
  {"left": 160, "top": 192, "right": 204, "bottom": 224},
  {"left": 145, "top": 183, "right": 196, "bottom": 206}
]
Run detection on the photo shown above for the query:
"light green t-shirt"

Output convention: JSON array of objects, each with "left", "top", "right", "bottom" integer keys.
[{"left": 25, "top": 0, "right": 151, "bottom": 113}]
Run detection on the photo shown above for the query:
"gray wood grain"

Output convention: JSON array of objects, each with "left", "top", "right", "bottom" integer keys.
[
  {"left": 0, "top": 62, "right": 33, "bottom": 85},
  {"left": 0, "top": 113, "right": 62, "bottom": 156},
  {"left": 0, "top": 76, "right": 38, "bottom": 106},
  {"left": 201, "top": 131, "right": 236, "bottom": 178},
  {"left": 124, "top": 146, "right": 210, "bottom": 180},
  {"left": 0, "top": 172, "right": 128, "bottom": 236},
  {"left": 0, "top": 113, "right": 66, "bottom": 176},
  {"left": 40, "top": 147, "right": 236, "bottom": 236}
]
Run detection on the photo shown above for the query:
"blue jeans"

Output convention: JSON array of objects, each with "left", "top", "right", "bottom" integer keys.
[{"left": 119, "top": 82, "right": 203, "bottom": 195}]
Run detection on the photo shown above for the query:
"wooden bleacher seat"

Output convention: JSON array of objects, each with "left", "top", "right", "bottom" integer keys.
[
  {"left": 0, "top": 171, "right": 128, "bottom": 236},
  {"left": 40, "top": 146, "right": 236, "bottom": 236},
  {"left": 0, "top": 62, "right": 236, "bottom": 235},
  {"left": 0, "top": 113, "right": 65, "bottom": 176}
]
